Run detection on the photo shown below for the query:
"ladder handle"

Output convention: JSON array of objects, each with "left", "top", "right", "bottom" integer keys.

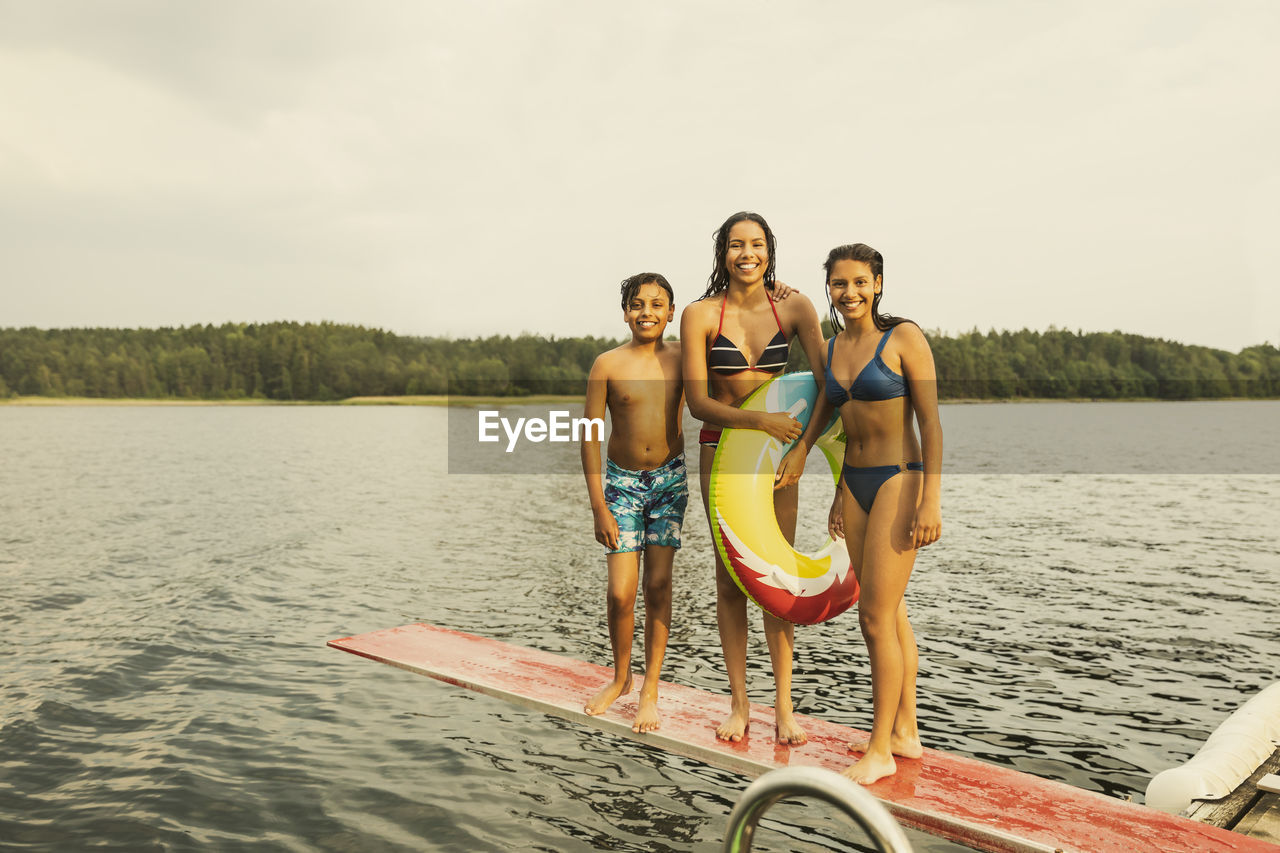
[{"left": 723, "top": 766, "right": 913, "bottom": 853}]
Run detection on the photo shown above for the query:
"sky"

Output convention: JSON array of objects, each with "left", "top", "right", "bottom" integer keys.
[{"left": 2, "top": 1, "right": 1277, "bottom": 353}]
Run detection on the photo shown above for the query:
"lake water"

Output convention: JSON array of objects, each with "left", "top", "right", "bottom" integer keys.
[{"left": 2, "top": 402, "right": 1278, "bottom": 851}]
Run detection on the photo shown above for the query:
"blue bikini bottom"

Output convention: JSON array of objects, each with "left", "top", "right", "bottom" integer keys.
[{"left": 842, "top": 461, "right": 923, "bottom": 515}]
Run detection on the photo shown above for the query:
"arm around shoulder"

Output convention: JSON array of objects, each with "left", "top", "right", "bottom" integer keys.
[{"left": 782, "top": 293, "right": 827, "bottom": 375}]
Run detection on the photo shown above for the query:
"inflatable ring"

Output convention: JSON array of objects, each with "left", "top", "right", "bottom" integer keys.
[{"left": 708, "top": 372, "right": 857, "bottom": 625}]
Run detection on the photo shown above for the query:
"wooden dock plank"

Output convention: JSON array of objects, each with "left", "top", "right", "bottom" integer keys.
[
  {"left": 1188, "top": 748, "right": 1280, "bottom": 830},
  {"left": 1235, "top": 797, "right": 1280, "bottom": 847},
  {"left": 329, "top": 623, "right": 1279, "bottom": 853},
  {"left": 1187, "top": 747, "right": 1280, "bottom": 847}
]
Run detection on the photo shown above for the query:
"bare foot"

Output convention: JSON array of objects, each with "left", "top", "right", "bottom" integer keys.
[
  {"left": 842, "top": 751, "right": 897, "bottom": 785},
  {"left": 632, "top": 687, "right": 660, "bottom": 733},
  {"left": 847, "top": 733, "right": 922, "bottom": 759},
  {"left": 716, "top": 704, "right": 751, "bottom": 742},
  {"left": 584, "top": 673, "right": 632, "bottom": 716},
  {"left": 775, "top": 707, "right": 808, "bottom": 745}
]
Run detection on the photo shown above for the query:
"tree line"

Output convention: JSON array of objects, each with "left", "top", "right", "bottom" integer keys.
[{"left": 0, "top": 322, "right": 1276, "bottom": 401}]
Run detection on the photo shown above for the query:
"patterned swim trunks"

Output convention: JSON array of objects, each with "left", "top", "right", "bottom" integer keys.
[{"left": 604, "top": 454, "right": 689, "bottom": 554}]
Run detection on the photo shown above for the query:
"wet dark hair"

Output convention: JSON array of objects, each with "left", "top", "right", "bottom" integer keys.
[
  {"left": 620, "top": 272, "right": 674, "bottom": 309},
  {"left": 700, "top": 211, "right": 777, "bottom": 299},
  {"left": 822, "top": 243, "right": 910, "bottom": 332}
]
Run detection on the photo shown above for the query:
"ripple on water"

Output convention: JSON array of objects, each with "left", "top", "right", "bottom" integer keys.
[{"left": 3, "top": 405, "right": 1279, "bottom": 850}]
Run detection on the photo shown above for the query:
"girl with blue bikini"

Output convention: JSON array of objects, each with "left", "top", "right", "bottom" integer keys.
[
  {"left": 778, "top": 242, "right": 942, "bottom": 783},
  {"left": 681, "top": 211, "right": 827, "bottom": 745}
]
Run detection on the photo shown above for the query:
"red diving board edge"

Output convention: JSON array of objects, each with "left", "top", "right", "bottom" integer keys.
[{"left": 328, "top": 623, "right": 1276, "bottom": 853}]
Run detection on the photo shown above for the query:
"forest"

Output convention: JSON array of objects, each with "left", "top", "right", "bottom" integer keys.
[{"left": 0, "top": 322, "right": 1276, "bottom": 401}]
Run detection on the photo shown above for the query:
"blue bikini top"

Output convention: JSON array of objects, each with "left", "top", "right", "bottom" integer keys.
[{"left": 824, "top": 326, "right": 909, "bottom": 407}]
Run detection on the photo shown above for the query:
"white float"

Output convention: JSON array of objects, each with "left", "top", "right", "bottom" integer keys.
[{"left": 1146, "top": 682, "right": 1280, "bottom": 814}]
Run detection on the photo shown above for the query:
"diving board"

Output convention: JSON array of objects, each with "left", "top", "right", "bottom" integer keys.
[{"left": 328, "top": 623, "right": 1274, "bottom": 853}]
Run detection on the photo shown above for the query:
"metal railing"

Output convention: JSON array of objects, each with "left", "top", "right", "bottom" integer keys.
[{"left": 723, "top": 766, "right": 914, "bottom": 853}]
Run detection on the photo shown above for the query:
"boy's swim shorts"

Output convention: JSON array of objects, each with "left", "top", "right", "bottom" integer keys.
[{"left": 604, "top": 454, "right": 689, "bottom": 553}]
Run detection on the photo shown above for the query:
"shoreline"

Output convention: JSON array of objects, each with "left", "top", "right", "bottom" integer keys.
[
  {"left": 0, "top": 395, "right": 587, "bottom": 407},
  {"left": 1, "top": 394, "right": 1276, "bottom": 407}
]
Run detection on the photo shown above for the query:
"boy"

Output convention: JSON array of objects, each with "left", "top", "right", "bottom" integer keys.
[{"left": 580, "top": 272, "right": 688, "bottom": 733}]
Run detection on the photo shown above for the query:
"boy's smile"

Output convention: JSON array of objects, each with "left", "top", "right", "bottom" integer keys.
[{"left": 624, "top": 283, "right": 674, "bottom": 341}]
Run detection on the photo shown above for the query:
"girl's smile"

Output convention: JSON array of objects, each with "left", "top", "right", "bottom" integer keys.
[
  {"left": 725, "top": 221, "right": 769, "bottom": 285},
  {"left": 828, "top": 259, "right": 880, "bottom": 324}
]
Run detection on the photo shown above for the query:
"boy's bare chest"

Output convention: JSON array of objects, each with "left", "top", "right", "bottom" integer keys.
[{"left": 609, "top": 364, "right": 679, "bottom": 408}]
